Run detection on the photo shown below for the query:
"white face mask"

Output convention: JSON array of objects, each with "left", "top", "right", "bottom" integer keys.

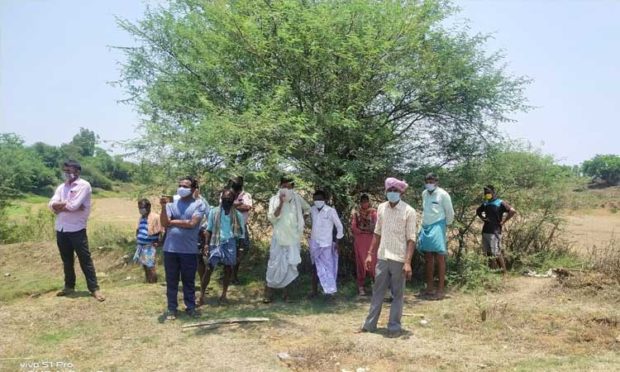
[
  {"left": 314, "top": 200, "right": 325, "bottom": 209},
  {"left": 63, "top": 172, "right": 76, "bottom": 182},
  {"left": 425, "top": 183, "right": 436, "bottom": 192},
  {"left": 279, "top": 188, "right": 293, "bottom": 201},
  {"left": 177, "top": 187, "right": 192, "bottom": 198}
]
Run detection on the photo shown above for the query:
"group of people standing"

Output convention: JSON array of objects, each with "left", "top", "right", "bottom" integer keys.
[{"left": 48, "top": 160, "right": 516, "bottom": 335}]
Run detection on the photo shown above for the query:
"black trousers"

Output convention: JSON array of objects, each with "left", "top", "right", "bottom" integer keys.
[{"left": 56, "top": 229, "right": 99, "bottom": 292}]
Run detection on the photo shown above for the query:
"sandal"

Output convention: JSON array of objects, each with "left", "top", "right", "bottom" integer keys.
[
  {"left": 430, "top": 292, "right": 445, "bottom": 301},
  {"left": 91, "top": 290, "right": 106, "bottom": 302},
  {"left": 56, "top": 288, "right": 75, "bottom": 297},
  {"left": 418, "top": 290, "right": 435, "bottom": 298},
  {"left": 165, "top": 311, "right": 177, "bottom": 321}
]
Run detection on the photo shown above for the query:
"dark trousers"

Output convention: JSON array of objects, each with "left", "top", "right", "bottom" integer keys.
[
  {"left": 56, "top": 229, "right": 99, "bottom": 292},
  {"left": 164, "top": 251, "right": 198, "bottom": 312}
]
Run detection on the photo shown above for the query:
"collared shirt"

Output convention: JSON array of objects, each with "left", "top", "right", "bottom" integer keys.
[
  {"left": 48, "top": 178, "right": 92, "bottom": 232},
  {"left": 163, "top": 197, "right": 207, "bottom": 254},
  {"left": 422, "top": 187, "right": 454, "bottom": 226},
  {"left": 236, "top": 191, "right": 253, "bottom": 224},
  {"left": 268, "top": 192, "right": 311, "bottom": 247},
  {"left": 310, "top": 205, "right": 344, "bottom": 247},
  {"left": 374, "top": 200, "right": 417, "bottom": 263}
]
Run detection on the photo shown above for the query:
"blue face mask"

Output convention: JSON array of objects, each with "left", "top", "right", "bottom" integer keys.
[
  {"left": 386, "top": 192, "right": 401, "bottom": 203},
  {"left": 177, "top": 187, "right": 192, "bottom": 198}
]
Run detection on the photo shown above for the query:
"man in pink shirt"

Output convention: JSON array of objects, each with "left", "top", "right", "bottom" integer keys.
[{"left": 48, "top": 160, "right": 105, "bottom": 302}]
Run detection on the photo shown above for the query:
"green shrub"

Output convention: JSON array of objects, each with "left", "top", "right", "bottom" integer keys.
[
  {"left": 1, "top": 207, "right": 55, "bottom": 244},
  {"left": 448, "top": 252, "right": 502, "bottom": 292}
]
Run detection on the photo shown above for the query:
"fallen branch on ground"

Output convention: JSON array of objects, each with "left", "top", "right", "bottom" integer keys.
[{"left": 182, "top": 317, "right": 270, "bottom": 330}]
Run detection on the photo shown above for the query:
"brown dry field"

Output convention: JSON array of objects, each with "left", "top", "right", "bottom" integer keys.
[
  {"left": 564, "top": 209, "right": 620, "bottom": 254},
  {"left": 1, "top": 195, "right": 619, "bottom": 371}
]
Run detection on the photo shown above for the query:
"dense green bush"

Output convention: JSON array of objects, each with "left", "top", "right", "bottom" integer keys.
[{"left": 582, "top": 154, "right": 620, "bottom": 186}]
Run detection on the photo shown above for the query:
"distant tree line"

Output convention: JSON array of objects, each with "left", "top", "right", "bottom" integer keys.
[{"left": 0, "top": 128, "right": 136, "bottom": 197}]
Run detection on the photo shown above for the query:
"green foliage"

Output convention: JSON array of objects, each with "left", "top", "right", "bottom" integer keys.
[
  {"left": 1, "top": 207, "right": 55, "bottom": 244},
  {"left": 0, "top": 128, "right": 138, "bottom": 199},
  {"left": 31, "top": 142, "right": 62, "bottom": 168},
  {"left": 79, "top": 162, "right": 114, "bottom": 190},
  {"left": 582, "top": 154, "right": 620, "bottom": 186},
  {"left": 70, "top": 127, "right": 99, "bottom": 157},
  {"left": 447, "top": 252, "right": 502, "bottom": 292},
  {"left": 117, "top": 0, "right": 529, "bottom": 214},
  {"left": 0, "top": 133, "right": 57, "bottom": 196}
]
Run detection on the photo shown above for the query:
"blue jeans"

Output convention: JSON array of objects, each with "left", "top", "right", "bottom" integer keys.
[{"left": 163, "top": 252, "right": 198, "bottom": 312}]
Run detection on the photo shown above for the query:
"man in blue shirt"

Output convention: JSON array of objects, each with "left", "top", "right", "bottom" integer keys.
[{"left": 160, "top": 176, "right": 207, "bottom": 320}]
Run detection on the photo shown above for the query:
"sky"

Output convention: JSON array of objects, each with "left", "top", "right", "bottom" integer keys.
[{"left": 1, "top": 0, "right": 619, "bottom": 165}]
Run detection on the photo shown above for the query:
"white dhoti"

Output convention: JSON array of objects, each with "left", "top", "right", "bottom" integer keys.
[
  {"left": 309, "top": 239, "right": 338, "bottom": 294},
  {"left": 265, "top": 237, "right": 301, "bottom": 288}
]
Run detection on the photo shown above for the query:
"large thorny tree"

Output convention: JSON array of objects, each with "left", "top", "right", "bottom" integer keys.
[{"left": 118, "top": 0, "right": 529, "bottom": 212}]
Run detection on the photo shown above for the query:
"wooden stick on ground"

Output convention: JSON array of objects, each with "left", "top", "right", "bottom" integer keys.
[{"left": 182, "top": 317, "right": 270, "bottom": 330}]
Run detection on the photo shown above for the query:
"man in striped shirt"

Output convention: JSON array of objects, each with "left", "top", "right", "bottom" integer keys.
[
  {"left": 133, "top": 199, "right": 163, "bottom": 283},
  {"left": 359, "top": 177, "right": 417, "bottom": 338}
]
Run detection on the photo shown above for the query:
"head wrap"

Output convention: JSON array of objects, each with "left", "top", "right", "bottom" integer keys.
[{"left": 385, "top": 177, "right": 408, "bottom": 193}]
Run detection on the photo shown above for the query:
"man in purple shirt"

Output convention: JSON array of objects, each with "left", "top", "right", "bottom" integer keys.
[{"left": 48, "top": 160, "right": 105, "bottom": 302}]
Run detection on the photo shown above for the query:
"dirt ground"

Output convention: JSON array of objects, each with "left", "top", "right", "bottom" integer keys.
[
  {"left": 1, "top": 195, "right": 619, "bottom": 371},
  {"left": 563, "top": 209, "right": 619, "bottom": 254},
  {"left": 1, "top": 240, "right": 619, "bottom": 372}
]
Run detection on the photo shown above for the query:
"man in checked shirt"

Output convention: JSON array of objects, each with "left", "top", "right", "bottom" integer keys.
[{"left": 358, "top": 177, "right": 416, "bottom": 338}]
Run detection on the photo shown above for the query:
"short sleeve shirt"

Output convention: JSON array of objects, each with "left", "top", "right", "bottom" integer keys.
[
  {"left": 477, "top": 199, "right": 512, "bottom": 234},
  {"left": 163, "top": 197, "right": 207, "bottom": 254},
  {"left": 374, "top": 201, "right": 417, "bottom": 263}
]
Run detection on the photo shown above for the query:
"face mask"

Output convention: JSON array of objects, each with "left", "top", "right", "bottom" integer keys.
[
  {"left": 177, "top": 187, "right": 192, "bottom": 198},
  {"left": 222, "top": 199, "right": 234, "bottom": 210},
  {"left": 386, "top": 192, "right": 401, "bottom": 203},
  {"left": 484, "top": 193, "right": 493, "bottom": 200},
  {"left": 425, "top": 183, "right": 436, "bottom": 192},
  {"left": 139, "top": 208, "right": 148, "bottom": 215},
  {"left": 279, "top": 188, "right": 293, "bottom": 201},
  {"left": 314, "top": 200, "right": 325, "bottom": 209},
  {"left": 63, "top": 172, "right": 75, "bottom": 182}
]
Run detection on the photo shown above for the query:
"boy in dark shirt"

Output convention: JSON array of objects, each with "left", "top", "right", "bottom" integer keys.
[{"left": 475, "top": 185, "right": 516, "bottom": 274}]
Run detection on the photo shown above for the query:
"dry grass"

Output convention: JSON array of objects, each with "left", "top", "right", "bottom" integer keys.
[
  {"left": 2, "top": 194, "right": 620, "bottom": 371},
  {"left": 1, "top": 241, "right": 619, "bottom": 371},
  {"left": 563, "top": 211, "right": 620, "bottom": 255}
]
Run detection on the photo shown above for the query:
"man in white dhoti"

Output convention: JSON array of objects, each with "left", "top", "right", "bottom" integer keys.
[
  {"left": 308, "top": 190, "right": 344, "bottom": 300},
  {"left": 263, "top": 177, "right": 311, "bottom": 303}
]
